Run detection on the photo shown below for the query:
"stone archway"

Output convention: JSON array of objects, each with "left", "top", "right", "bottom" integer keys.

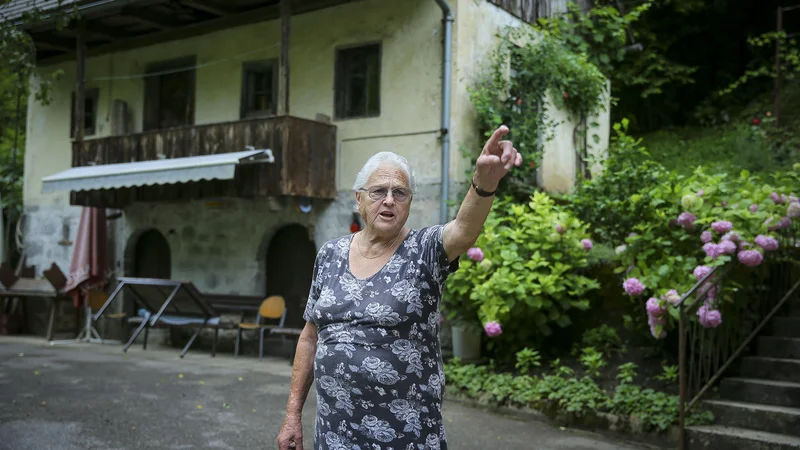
[
  {"left": 125, "top": 229, "right": 171, "bottom": 279},
  {"left": 265, "top": 224, "right": 317, "bottom": 329}
]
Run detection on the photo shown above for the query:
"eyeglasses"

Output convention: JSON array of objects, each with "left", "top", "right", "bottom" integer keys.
[{"left": 359, "top": 186, "right": 411, "bottom": 202}]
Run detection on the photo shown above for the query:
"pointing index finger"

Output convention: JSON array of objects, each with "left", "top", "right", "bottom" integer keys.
[{"left": 485, "top": 125, "right": 510, "bottom": 153}]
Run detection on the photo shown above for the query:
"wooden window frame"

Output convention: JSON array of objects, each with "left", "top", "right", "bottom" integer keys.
[
  {"left": 240, "top": 59, "right": 279, "bottom": 119},
  {"left": 334, "top": 42, "right": 382, "bottom": 120},
  {"left": 143, "top": 55, "right": 196, "bottom": 132},
  {"left": 70, "top": 87, "right": 99, "bottom": 138}
]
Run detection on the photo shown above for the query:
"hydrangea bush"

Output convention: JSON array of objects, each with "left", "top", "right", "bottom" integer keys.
[
  {"left": 444, "top": 192, "right": 600, "bottom": 358},
  {"left": 616, "top": 164, "right": 799, "bottom": 339}
]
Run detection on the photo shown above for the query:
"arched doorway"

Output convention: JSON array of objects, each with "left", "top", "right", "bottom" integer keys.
[
  {"left": 120, "top": 228, "right": 172, "bottom": 323},
  {"left": 266, "top": 224, "right": 317, "bottom": 329},
  {"left": 132, "top": 229, "right": 171, "bottom": 279}
]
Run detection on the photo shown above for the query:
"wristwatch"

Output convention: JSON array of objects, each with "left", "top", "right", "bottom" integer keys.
[{"left": 472, "top": 177, "right": 496, "bottom": 197}]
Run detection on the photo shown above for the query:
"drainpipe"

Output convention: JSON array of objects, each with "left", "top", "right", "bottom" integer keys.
[{"left": 434, "top": 0, "right": 453, "bottom": 224}]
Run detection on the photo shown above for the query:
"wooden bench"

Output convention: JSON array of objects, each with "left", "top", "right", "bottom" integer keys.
[
  {"left": 205, "top": 293, "right": 263, "bottom": 326},
  {"left": 201, "top": 293, "right": 304, "bottom": 361}
]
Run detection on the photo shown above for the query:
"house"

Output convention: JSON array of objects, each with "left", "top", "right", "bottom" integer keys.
[{"left": 4, "top": 0, "right": 609, "bottom": 338}]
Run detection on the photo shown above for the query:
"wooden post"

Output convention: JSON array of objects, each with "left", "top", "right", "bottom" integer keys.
[
  {"left": 74, "top": 21, "right": 87, "bottom": 143},
  {"left": 278, "top": 0, "right": 290, "bottom": 116},
  {"left": 775, "top": 6, "right": 783, "bottom": 128}
]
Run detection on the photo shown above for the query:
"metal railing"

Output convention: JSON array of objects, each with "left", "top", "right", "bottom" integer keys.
[{"left": 677, "top": 224, "right": 800, "bottom": 450}]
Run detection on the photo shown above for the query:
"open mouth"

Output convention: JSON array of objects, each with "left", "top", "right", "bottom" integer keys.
[{"left": 379, "top": 211, "right": 395, "bottom": 219}]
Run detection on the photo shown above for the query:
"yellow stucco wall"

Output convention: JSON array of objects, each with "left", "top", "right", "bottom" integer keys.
[
  {"left": 23, "top": 0, "right": 609, "bottom": 210},
  {"left": 24, "top": 0, "right": 447, "bottom": 208}
]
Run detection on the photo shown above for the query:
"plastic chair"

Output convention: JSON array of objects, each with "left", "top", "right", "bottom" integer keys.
[{"left": 234, "top": 295, "right": 286, "bottom": 360}]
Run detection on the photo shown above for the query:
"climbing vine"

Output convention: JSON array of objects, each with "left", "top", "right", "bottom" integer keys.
[{"left": 468, "top": 26, "right": 607, "bottom": 198}]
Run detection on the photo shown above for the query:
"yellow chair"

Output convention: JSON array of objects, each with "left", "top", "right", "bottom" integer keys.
[{"left": 234, "top": 296, "right": 287, "bottom": 360}]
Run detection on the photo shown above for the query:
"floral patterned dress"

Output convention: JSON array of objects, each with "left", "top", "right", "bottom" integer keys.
[{"left": 303, "top": 225, "right": 459, "bottom": 450}]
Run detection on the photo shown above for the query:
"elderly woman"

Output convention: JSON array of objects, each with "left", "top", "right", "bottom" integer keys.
[{"left": 277, "top": 126, "right": 521, "bottom": 450}]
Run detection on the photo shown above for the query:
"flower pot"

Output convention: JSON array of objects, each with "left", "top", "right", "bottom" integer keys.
[{"left": 451, "top": 324, "right": 481, "bottom": 361}]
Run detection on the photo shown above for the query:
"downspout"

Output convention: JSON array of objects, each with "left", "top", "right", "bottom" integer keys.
[{"left": 434, "top": 0, "right": 453, "bottom": 224}]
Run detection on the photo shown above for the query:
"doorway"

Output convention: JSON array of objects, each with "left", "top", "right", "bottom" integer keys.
[
  {"left": 266, "top": 225, "right": 317, "bottom": 329},
  {"left": 132, "top": 229, "right": 171, "bottom": 279}
]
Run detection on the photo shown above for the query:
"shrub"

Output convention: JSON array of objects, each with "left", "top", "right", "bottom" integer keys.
[
  {"left": 444, "top": 192, "right": 600, "bottom": 361},
  {"left": 617, "top": 164, "right": 799, "bottom": 338},
  {"left": 571, "top": 119, "right": 668, "bottom": 246}
]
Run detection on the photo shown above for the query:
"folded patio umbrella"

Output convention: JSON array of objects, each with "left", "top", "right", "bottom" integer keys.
[{"left": 64, "top": 207, "right": 107, "bottom": 309}]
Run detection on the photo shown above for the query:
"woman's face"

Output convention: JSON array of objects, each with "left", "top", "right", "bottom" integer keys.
[{"left": 356, "top": 165, "right": 412, "bottom": 237}]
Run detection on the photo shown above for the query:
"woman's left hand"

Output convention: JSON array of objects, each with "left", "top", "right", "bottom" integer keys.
[{"left": 474, "top": 125, "right": 522, "bottom": 191}]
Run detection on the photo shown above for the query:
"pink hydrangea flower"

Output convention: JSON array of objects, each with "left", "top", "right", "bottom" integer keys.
[
  {"left": 711, "top": 221, "right": 733, "bottom": 234},
  {"left": 663, "top": 289, "right": 682, "bottom": 306},
  {"left": 697, "top": 190, "right": 705, "bottom": 197},
  {"left": 749, "top": 204, "right": 759, "bottom": 212},
  {"left": 623, "top": 278, "right": 645, "bottom": 296},
  {"left": 789, "top": 202, "right": 800, "bottom": 218},
  {"left": 755, "top": 235, "right": 779, "bottom": 251},
  {"left": 722, "top": 231, "right": 740, "bottom": 242},
  {"left": 693, "top": 265, "right": 712, "bottom": 280},
  {"left": 720, "top": 239, "right": 737, "bottom": 255},
  {"left": 555, "top": 224, "right": 566, "bottom": 234},
  {"left": 646, "top": 297, "right": 665, "bottom": 316},
  {"left": 467, "top": 247, "right": 484, "bottom": 262},
  {"left": 677, "top": 212, "right": 697, "bottom": 228},
  {"left": 697, "top": 306, "right": 722, "bottom": 328},
  {"left": 703, "top": 243, "right": 724, "bottom": 260},
  {"left": 648, "top": 314, "right": 666, "bottom": 326},
  {"left": 772, "top": 192, "right": 786, "bottom": 204},
  {"left": 701, "top": 231, "right": 712, "bottom": 243},
  {"left": 780, "top": 217, "right": 792, "bottom": 229},
  {"left": 581, "top": 239, "right": 593, "bottom": 250},
  {"left": 698, "top": 283, "right": 717, "bottom": 300},
  {"left": 484, "top": 321, "right": 502, "bottom": 337},
  {"left": 738, "top": 249, "right": 764, "bottom": 267}
]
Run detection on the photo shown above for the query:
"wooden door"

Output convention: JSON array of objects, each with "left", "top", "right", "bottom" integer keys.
[{"left": 266, "top": 225, "right": 316, "bottom": 328}]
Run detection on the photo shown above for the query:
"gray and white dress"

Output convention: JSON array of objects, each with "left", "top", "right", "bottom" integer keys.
[{"left": 303, "top": 225, "right": 459, "bottom": 450}]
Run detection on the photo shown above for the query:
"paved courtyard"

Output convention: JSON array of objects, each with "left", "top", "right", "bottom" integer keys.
[{"left": 0, "top": 337, "right": 650, "bottom": 450}]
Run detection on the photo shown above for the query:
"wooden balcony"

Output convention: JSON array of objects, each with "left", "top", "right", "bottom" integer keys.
[{"left": 70, "top": 116, "right": 337, "bottom": 208}]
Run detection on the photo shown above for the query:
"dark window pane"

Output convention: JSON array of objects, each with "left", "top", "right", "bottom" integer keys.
[
  {"left": 335, "top": 43, "right": 380, "bottom": 119},
  {"left": 242, "top": 60, "right": 276, "bottom": 117}
]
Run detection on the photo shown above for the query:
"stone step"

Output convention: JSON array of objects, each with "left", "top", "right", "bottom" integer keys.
[
  {"left": 719, "top": 378, "right": 800, "bottom": 408},
  {"left": 740, "top": 356, "right": 800, "bottom": 383},
  {"left": 758, "top": 337, "right": 800, "bottom": 359},
  {"left": 687, "top": 426, "right": 800, "bottom": 450},
  {"left": 770, "top": 317, "right": 800, "bottom": 338},
  {"left": 704, "top": 400, "right": 800, "bottom": 438}
]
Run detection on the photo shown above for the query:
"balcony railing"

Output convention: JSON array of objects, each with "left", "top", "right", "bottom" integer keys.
[{"left": 70, "top": 115, "right": 337, "bottom": 208}]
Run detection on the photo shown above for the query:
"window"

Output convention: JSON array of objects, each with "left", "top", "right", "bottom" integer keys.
[
  {"left": 143, "top": 56, "right": 196, "bottom": 131},
  {"left": 334, "top": 43, "right": 381, "bottom": 119},
  {"left": 70, "top": 87, "right": 99, "bottom": 137},
  {"left": 241, "top": 60, "right": 277, "bottom": 118}
]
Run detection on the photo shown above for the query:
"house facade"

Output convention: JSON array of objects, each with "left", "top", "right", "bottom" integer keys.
[{"left": 9, "top": 0, "right": 608, "bottom": 334}]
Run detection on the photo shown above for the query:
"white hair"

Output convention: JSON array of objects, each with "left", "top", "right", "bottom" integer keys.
[{"left": 352, "top": 151, "right": 417, "bottom": 194}]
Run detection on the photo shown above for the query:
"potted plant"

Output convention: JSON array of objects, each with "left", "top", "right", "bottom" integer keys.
[{"left": 441, "top": 295, "right": 482, "bottom": 361}]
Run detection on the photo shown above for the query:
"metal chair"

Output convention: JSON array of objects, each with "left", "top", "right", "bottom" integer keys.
[{"left": 234, "top": 295, "right": 286, "bottom": 360}]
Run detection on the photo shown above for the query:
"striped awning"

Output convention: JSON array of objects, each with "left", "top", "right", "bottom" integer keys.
[{"left": 41, "top": 149, "right": 274, "bottom": 194}]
